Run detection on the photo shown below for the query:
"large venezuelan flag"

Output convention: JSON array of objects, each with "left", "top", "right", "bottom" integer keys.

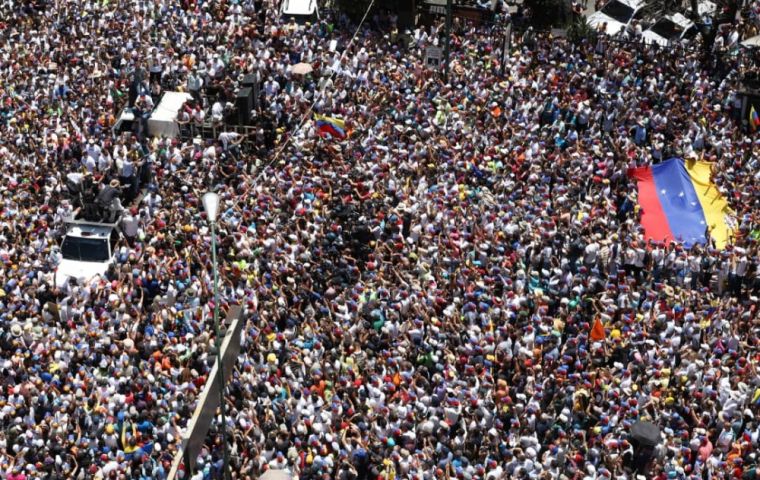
[
  {"left": 314, "top": 114, "right": 347, "bottom": 140},
  {"left": 629, "top": 158, "right": 734, "bottom": 249}
]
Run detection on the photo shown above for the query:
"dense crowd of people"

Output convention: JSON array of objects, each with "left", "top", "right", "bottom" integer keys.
[{"left": 1, "top": 0, "right": 760, "bottom": 479}]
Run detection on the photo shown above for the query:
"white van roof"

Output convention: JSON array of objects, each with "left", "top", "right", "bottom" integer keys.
[
  {"left": 66, "top": 223, "right": 113, "bottom": 240},
  {"left": 281, "top": 0, "right": 317, "bottom": 16}
]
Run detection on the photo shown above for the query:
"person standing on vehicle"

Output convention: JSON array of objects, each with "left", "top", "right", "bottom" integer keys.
[
  {"left": 120, "top": 152, "right": 137, "bottom": 204},
  {"left": 187, "top": 70, "right": 203, "bottom": 103},
  {"left": 148, "top": 49, "right": 163, "bottom": 86}
]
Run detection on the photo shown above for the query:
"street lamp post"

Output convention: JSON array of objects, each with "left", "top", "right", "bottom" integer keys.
[
  {"left": 499, "top": 17, "right": 512, "bottom": 77},
  {"left": 202, "top": 192, "right": 231, "bottom": 480},
  {"left": 443, "top": 0, "right": 453, "bottom": 81}
]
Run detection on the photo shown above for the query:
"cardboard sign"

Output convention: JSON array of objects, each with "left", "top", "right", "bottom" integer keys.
[{"left": 425, "top": 46, "right": 444, "bottom": 68}]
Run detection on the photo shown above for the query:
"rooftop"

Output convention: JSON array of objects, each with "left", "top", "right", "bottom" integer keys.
[{"left": 65, "top": 222, "right": 115, "bottom": 239}]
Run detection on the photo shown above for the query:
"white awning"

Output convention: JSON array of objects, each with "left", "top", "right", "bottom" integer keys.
[{"left": 147, "top": 91, "right": 193, "bottom": 138}]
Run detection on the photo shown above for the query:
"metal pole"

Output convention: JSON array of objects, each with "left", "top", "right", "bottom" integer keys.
[
  {"left": 500, "top": 20, "right": 506, "bottom": 76},
  {"left": 444, "top": 0, "right": 452, "bottom": 81},
  {"left": 210, "top": 220, "right": 231, "bottom": 480},
  {"left": 500, "top": 20, "right": 511, "bottom": 77}
]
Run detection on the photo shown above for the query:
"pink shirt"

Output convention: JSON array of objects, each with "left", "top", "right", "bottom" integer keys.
[{"left": 698, "top": 439, "right": 713, "bottom": 461}]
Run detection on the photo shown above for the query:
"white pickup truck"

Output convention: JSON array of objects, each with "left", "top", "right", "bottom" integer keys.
[{"left": 55, "top": 219, "right": 121, "bottom": 288}]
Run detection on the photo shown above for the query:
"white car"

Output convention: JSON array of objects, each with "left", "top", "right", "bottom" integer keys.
[
  {"left": 587, "top": 0, "right": 652, "bottom": 36},
  {"left": 280, "top": 0, "right": 319, "bottom": 22},
  {"left": 55, "top": 221, "right": 120, "bottom": 288},
  {"left": 641, "top": 13, "right": 698, "bottom": 46},
  {"left": 641, "top": 1, "right": 716, "bottom": 46}
]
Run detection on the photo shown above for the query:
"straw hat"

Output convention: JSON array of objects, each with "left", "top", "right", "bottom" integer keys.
[{"left": 10, "top": 323, "right": 23, "bottom": 337}]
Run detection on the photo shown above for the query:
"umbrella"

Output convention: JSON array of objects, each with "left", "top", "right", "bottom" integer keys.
[
  {"left": 290, "top": 62, "right": 313, "bottom": 75},
  {"left": 259, "top": 470, "right": 292, "bottom": 480},
  {"left": 630, "top": 421, "right": 661, "bottom": 446},
  {"left": 742, "top": 35, "right": 760, "bottom": 47}
]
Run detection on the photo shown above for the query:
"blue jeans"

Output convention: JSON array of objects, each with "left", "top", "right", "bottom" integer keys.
[{"left": 52, "top": 85, "right": 70, "bottom": 100}]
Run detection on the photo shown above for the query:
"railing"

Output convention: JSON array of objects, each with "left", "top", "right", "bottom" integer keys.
[{"left": 178, "top": 121, "right": 261, "bottom": 150}]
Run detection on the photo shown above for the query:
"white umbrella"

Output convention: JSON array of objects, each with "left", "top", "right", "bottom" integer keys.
[
  {"left": 290, "top": 62, "right": 313, "bottom": 75},
  {"left": 742, "top": 35, "right": 760, "bottom": 48}
]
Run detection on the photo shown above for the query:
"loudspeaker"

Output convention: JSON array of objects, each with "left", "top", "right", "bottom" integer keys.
[
  {"left": 241, "top": 74, "right": 259, "bottom": 110},
  {"left": 241, "top": 74, "right": 257, "bottom": 88},
  {"left": 235, "top": 87, "right": 254, "bottom": 125}
]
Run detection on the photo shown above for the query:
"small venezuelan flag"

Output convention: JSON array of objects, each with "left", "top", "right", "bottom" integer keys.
[
  {"left": 750, "top": 105, "right": 760, "bottom": 132},
  {"left": 314, "top": 114, "right": 347, "bottom": 140}
]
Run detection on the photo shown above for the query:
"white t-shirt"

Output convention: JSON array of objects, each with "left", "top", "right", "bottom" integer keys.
[
  {"left": 144, "top": 193, "right": 162, "bottom": 210},
  {"left": 121, "top": 214, "right": 139, "bottom": 238},
  {"left": 86, "top": 144, "right": 101, "bottom": 162},
  {"left": 149, "top": 56, "right": 163, "bottom": 73},
  {"left": 219, "top": 132, "right": 241, "bottom": 149},
  {"left": 584, "top": 242, "right": 599, "bottom": 265},
  {"left": 736, "top": 256, "right": 748, "bottom": 276},
  {"left": 212, "top": 101, "right": 224, "bottom": 120},
  {"left": 121, "top": 159, "right": 135, "bottom": 178},
  {"left": 83, "top": 155, "right": 97, "bottom": 173},
  {"left": 203, "top": 146, "right": 217, "bottom": 161},
  {"left": 634, "top": 248, "right": 646, "bottom": 268}
]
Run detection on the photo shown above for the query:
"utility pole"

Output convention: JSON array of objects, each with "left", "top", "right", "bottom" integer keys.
[{"left": 443, "top": 0, "right": 452, "bottom": 81}]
